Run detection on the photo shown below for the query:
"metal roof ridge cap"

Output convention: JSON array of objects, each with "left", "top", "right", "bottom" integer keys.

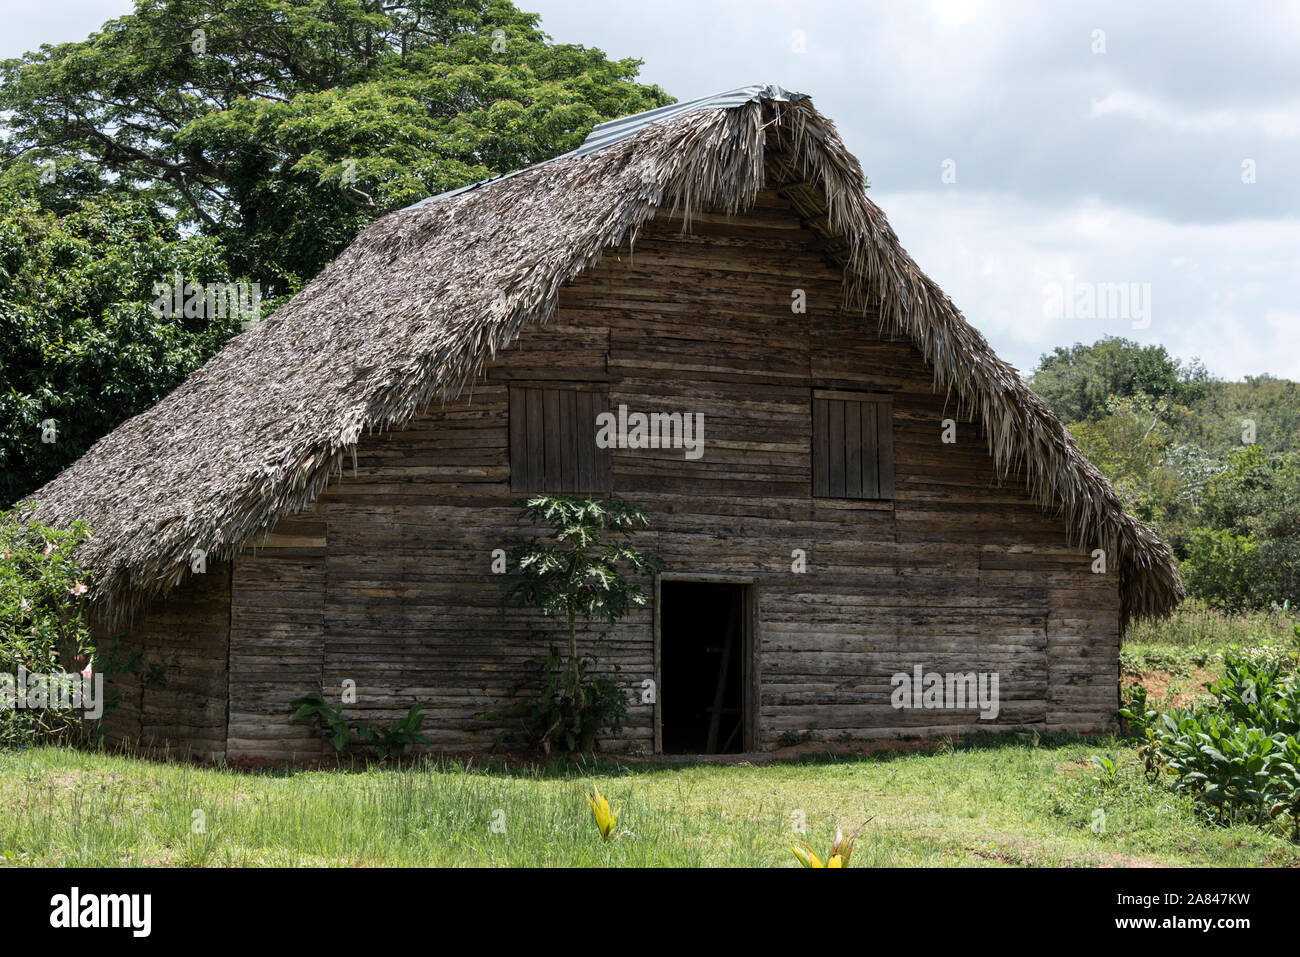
[{"left": 406, "top": 83, "right": 807, "bottom": 210}]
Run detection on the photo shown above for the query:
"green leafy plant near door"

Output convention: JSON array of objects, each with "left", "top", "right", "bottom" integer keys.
[{"left": 487, "top": 495, "right": 664, "bottom": 753}]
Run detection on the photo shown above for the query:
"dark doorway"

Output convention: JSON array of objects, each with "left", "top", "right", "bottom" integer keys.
[{"left": 659, "top": 581, "right": 748, "bottom": 754}]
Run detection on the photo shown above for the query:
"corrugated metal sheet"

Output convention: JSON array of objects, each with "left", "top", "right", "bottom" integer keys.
[
  {"left": 574, "top": 82, "right": 805, "bottom": 157},
  {"left": 410, "top": 83, "right": 806, "bottom": 208}
]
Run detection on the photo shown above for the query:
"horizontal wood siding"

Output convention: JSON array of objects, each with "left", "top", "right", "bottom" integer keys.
[
  {"left": 228, "top": 515, "right": 327, "bottom": 761},
  {"left": 94, "top": 562, "right": 230, "bottom": 759}
]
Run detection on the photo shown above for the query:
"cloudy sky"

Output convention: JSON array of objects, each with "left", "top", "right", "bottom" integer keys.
[{"left": 5, "top": 1, "right": 1297, "bottom": 379}]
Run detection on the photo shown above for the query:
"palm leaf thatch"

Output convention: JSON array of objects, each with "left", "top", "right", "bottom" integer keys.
[{"left": 23, "top": 85, "right": 1183, "bottom": 624}]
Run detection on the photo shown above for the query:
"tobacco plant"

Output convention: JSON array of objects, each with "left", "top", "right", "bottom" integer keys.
[{"left": 1128, "top": 649, "right": 1300, "bottom": 839}]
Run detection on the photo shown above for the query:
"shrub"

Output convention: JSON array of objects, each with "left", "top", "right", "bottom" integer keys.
[
  {"left": 1179, "top": 528, "right": 1258, "bottom": 613},
  {"left": 0, "top": 504, "right": 94, "bottom": 746}
]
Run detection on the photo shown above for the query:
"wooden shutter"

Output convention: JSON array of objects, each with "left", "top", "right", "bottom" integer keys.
[
  {"left": 510, "top": 386, "right": 610, "bottom": 493},
  {"left": 812, "top": 391, "right": 894, "bottom": 500}
]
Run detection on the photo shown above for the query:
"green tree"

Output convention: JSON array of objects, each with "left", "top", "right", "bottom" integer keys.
[
  {"left": 1028, "top": 336, "right": 1211, "bottom": 422},
  {"left": 0, "top": 0, "right": 671, "bottom": 291},
  {"left": 0, "top": 165, "right": 252, "bottom": 505},
  {"left": 1068, "top": 395, "right": 1172, "bottom": 501},
  {"left": 0, "top": 1, "right": 669, "bottom": 503},
  {"left": 1196, "top": 446, "right": 1300, "bottom": 607},
  {"left": 1183, "top": 375, "right": 1300, "bottom": 455},
  {"left": 1029, "top": 338, "right": 1300, "bottom": 611},
  {"left": 1179, "top": 527, "right": 1259, "bottom": 613}
]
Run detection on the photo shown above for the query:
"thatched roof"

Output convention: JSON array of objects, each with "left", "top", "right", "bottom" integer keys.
[{"left": 24, "top": 84, "right": 1183, "bottom": 624}]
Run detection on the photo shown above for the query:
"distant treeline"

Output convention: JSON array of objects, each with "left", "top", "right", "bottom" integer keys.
[{"left": 1029, "top": 337, "right": 1300, "bottom": 612}]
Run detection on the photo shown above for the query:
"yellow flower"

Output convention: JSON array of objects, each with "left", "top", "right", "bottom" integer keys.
[
  {"left": 791, "top": 842, "right": 824, "bottom": 868},
  {"left": 585, "top": 785, "right": 618, "bottom": 842},
  {"left": 830, "top": 826, "right": 851, "bottom": 865},
  {"left": 791, "top": 819, "right": 871, "bottom": 868}
]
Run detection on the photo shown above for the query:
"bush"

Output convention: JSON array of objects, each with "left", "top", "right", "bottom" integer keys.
[
  {"left": 0, "top": 503, "right": 94, "bottom": 745},
  {"left": 290, "top": 691, "right": 430, "bottom": 761},
  {"left": 489, "top": 647, "right": 630, "bottom": 754},
  {"left": 1179, "top": 528, "right": 1258, "bottom": 613}
]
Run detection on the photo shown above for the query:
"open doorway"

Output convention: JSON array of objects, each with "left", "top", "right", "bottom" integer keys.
[{"left": 659, "top": 581, "right": 749, "bottom": 754}]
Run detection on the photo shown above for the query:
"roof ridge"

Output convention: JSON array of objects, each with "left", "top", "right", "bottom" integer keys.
[{"left": 409, "top": 83, "right": 806, "bottom": 209}]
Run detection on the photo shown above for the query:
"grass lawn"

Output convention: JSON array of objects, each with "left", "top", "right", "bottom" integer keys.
[
  {"left": 2, "top": 734, "right": 1297, "bottom": 867},
  {"left": 1122, "top": 600, "right": 1299, "bottom": 710}
]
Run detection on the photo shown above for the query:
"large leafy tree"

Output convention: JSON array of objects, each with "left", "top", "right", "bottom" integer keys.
[
  {"left": 1028, "top": 336, "right": 1211, "bottom": 423},
  {"left": 0, "top": 0, "right": 671, "bottom": 291},
  {"left": 0, "top": 162, "right": 247, "bottom": 506},
  {"left": 0, "top": 0, "right": 669, "bottom": 504}
]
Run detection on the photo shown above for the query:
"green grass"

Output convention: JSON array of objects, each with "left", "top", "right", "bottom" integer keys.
[
  {"left": 1121, "top": 601, "right": 1300, "bottom": 706},
  {"left": 3, "top": 736, "right": 1297, "bottom": 867},
  {"left": 1126, "top": 599, "right": 1299, "bottom": 656}
]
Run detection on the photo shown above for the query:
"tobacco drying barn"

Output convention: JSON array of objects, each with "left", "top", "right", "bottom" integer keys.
[{"left": 25, "top": 85, "right": 1183, "bottom": 761}]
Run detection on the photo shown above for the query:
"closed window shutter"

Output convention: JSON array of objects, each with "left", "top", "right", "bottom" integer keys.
[
  {"left": 813, "top": 392, "right": 894, "bottom": 500},
  {"left": 510, "top": 386, "right": 610, "bottom": 493}
]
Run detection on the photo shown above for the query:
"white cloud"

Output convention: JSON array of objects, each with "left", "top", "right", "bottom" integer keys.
[
  {"left": 5, "top": 0, "right": 1298, "bottom": 383},
  {"left": 876, "top": 189, "right": 1300, "bottom": 379},
  {"left": 1090, "top": 91, "right": 1300, "bottom": 140},
  {"left": 930, "top": 0, "right": 991, "bottom": 29}
]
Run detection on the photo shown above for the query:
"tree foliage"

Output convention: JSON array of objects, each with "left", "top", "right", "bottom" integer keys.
[
  {"left": 0, "top": 164, "right": 249, "bottom": 505},
  {"left": 1030, "top": 338, "right": 1300, "bottom": 612},
  {"left": 0, "top": 0, "right": 670, "bottom": 505},
  {"left": 1028, "top": 336, "right": 1211, "bottom": 423},
  {"left": 0, "top": 0, "right": 671, "bottom": 289}
]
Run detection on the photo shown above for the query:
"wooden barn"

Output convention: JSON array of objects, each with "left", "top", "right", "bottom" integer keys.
[{"left": 26, "top": 85, "right": 1183, "bottom": 761}]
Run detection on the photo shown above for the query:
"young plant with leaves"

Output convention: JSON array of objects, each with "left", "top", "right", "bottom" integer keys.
[
  {"left": 290, "top": 691, "right": 430, "bottom": 761},
  {"left": 500, "top": 495, "right": 663, "bottom": 752},
  {"left": 585, "top": 784, "right": 619, "bottom": 843}
]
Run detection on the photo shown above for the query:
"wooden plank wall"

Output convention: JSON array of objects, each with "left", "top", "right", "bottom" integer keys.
[
  {"left": 94, "top": 561, "right": 230, "bottom": 759},
  {"left": 228, "top": 514, "right": 327, "bottom": 761},
  {"left": 116, "top": 187, "right": 1121, "bottom": 759}
]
